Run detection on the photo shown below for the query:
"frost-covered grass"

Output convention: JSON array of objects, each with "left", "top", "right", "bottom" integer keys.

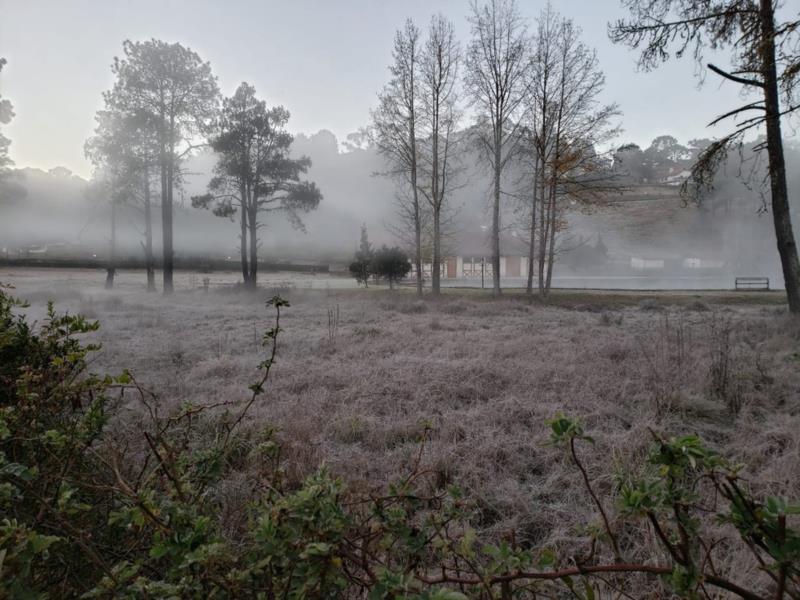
[{"left": 4, "top": 267, "right": 799, "bottom": 573}]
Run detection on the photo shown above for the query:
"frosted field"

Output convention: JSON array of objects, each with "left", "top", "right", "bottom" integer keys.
[
  {"left": 0, "top": 266, "right": 361, "bottom": 292},
  {"left": 0, "top": 264, "right": 763, "bottom": 292},
  {"left": 3, "top": 266, "right": 799, "bottom": 586}
]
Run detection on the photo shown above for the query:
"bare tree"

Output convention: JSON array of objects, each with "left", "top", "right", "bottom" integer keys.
[
  {"left": 372, "top": 20, "right": 424, "bottom": 297},
  {"left": 610, "top": 0, "right": 800, "bottom": 312},
  {"left": 107, "top": 40, "right": 219, "bottom": 295},
  {"left": 523, "top": 6, "right": 620, "bottom": 297},
  {"left": 522, "top": 4, "right": 559, "bottom": 296},
  {"left": 418, "top": 15, "right": 463, "bottom": 296},
  {"left": 465, "top": 0, "right": 529, "bottom": 295}
]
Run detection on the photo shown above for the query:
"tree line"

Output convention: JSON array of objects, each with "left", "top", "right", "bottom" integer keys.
[
  {"left": 371, "top": 2, "right": 618, "bottom": 298},
  {"left": 84, "top": 42, "right": 322, "bottom": 294},
  {"left": 371, "top": 0, "right": 800, "bottom": 309}
]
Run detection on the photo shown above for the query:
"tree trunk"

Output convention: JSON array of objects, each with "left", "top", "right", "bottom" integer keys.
[
  {"left": 239, "top": 183, "right": 249, "bottom": 286},
  {"left": 413, "top": 192, "right": 423, "bottom": 296},
  {"left": 545, "top": 191, "right": 557, "bottom": 294},
  {"left": 526, "top": 159, "right": 538, "bottom": 295},
  {"left": 760, "top": 0, "right": 800, "bottom": 313},
  {"left": 537, "top": 74, "right": 550, "bottom": 298},
  {"left": 248, "top": 205, "right": 258, "bottom": 289},
  {"left": 537, "top": 154, "right": 548, "bottom": 296},
  {"left": 543, "top": 80, "right": 566, "bottom": 298},
  {"left": 542, "top": 162, "right": 560, "bottom": 298},
  {"left": 492, "top": 126, "right": 502, "bottom": 295},
  {"left": 431, "top": 104, "right": 441, "bottom": 296},
  {"left": 162, "top": 134, "right": 174, "bottom": 295},
  {"left": 411, "top": 139, "right": 422, "bottom": 297},
  {"left": 105, "top": 197, "right": 116, "bottom": 289},
  {"left": 143, "top": 167, "right": 155, "bottom": 292},
  {"left": 432, "top": 206, "right": 441, "bottom": 295},
  {"left": 408, "top": 47, "right": 423, "bottom": 299}
]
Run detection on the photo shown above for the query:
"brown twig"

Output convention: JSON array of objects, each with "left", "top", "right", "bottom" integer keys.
[
  {"left": 570, "top": 436, "right": 623, "bottom": 562},
  {"left": 414, "top": 562, "right": 767, "bottom": 600}
]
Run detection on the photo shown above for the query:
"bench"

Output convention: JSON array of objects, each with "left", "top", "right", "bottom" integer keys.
[{"left": 735, "top": 277, "right": 770, "bottom": 291}]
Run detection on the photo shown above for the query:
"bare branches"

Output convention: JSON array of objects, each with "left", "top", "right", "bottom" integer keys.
[
  {"left": 609, "top": 2, "right": 758, "bottom": 72},
  {"left": 416, "top": 14, "right": 464, "bottom": 294},
  {"left": 372, "top": 20, "right": 424, "bottom": 295},
  {"left": 569, "top": 436, "right": 623, "bottom": 562},
  {"left": 464, "top": 0, "right": 530, "bottom": 293},
  {"left": 522, "top": 4, "right": 620, "bottom": 297}
]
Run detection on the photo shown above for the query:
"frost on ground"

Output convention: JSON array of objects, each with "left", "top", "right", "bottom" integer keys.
[{"left": 3, "top": 267, "right": 799, "bottom": 573}]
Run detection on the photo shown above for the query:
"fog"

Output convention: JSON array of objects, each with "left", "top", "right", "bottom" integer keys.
[
  {"left": 0, "top": 131, "right": 400, "bottom": 263},
  {"left": 2, "top": 131, "right": 799, "bottom": 289}
]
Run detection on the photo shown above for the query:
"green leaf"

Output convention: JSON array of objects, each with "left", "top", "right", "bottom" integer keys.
[
  {"left": 1, "top": 462, "right": 35, "bottom": 481},
  {"left": 149, "top": 543, "right": 169, "bottom": 559}
]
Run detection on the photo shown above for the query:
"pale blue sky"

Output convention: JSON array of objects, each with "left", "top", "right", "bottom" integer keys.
[{"left": 1, "top": 0, "right": 752, "bottom": 178}]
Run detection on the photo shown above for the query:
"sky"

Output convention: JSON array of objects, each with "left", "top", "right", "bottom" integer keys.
[{"left": 0, "top": 0, "right": 757, "bottom": 179}]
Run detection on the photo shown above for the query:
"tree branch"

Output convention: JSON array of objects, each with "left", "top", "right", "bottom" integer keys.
[{"left": 707, "top": 63, "right": 764, "bottom": 88}]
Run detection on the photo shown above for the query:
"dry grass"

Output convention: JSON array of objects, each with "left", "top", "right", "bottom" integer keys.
[{"left": 4, "top": 268, "right": 800, "bottom": 583}]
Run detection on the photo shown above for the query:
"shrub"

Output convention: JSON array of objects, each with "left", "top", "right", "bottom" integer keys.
[
  {"left": 372, "top": 245, "right": 412, "bottom": 289},
  {"left": 349, "top": 256, "right": 372, "bottom": 287}
]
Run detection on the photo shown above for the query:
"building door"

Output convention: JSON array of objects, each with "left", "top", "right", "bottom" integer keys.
[
  {"left": 446, "top": 257, "right": 457, "bottom": 278},
  {"left": 506, "top": 255, "right": 521, "bottom": 277}
]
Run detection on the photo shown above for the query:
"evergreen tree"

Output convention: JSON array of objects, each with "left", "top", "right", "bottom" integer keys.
[
  {"left": 193, "top": 82, "right": 321, "bottom": 289},
  {"left": 349, "top": 223, "right": 374, "bottom": 287},
  {"left": 372, "top": 245, "right": 412, "bottom": 289}
]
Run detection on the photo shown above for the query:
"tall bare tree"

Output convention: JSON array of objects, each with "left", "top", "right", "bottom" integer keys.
[
  {"left": 107, "top": 40, "right": 219, "bottom": 295},
  {"left": 528, "top": 7, "right": 620, "bottom": 297},
  {"left": 610, "top": 0, "right": 800, "bottom": 312},
  {"left": 418, "top": 15, "right": 462, "bottom": 296},
  {"left": 465, "top": 0, "right": 529, "bottom": 295},
  {"left": 522, "top": 4, "right": 559, "bottom": 296},
  {"left": 373, "top": 20, "right": 424, "bottom": 296}
]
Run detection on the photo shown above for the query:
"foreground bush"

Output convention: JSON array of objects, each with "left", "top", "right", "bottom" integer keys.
[{"left": 0, "top": 284, "right": 797, "bottom": 598}]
